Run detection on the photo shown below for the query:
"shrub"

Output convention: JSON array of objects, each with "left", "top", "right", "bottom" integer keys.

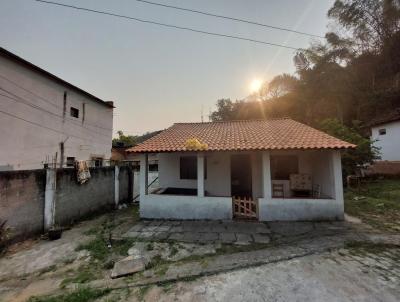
[{"left": 319, "top": 118, "right": 380, "bottom": 177}]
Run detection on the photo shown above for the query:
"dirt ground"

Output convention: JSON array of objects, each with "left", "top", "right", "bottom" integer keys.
[{"left": 0, "top": 204, "right": 399, "bottom": 302}]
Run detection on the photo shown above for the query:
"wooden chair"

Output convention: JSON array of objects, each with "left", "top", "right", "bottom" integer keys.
[
  {"left": 272, "top": 183, "right": 284, "bottom": 198},
  {"left": 312, "top": 184, "right": 321, "bottom": 198}
]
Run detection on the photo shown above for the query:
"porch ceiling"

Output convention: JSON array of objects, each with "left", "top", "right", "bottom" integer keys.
[{"left": 127, "top": 118, "right": 356, "bottom": 153}]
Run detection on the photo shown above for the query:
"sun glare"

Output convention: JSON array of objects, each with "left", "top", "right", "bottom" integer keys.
[{"left": 249, "top": 78, "right": 263, "bottom": 93}]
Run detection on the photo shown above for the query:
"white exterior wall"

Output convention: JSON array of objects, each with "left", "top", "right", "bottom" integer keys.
[
  {"left": 0, "top": 55, "right": 113, "bottom": 170},
  {"left": 141, "top": 195, "right": 233, "bottom": 220},
  {"left": 371, "top": 121, "right": 400, "bottom": 161},
  {"left": 258, "top": 150, "right": 343, "bottom": 221},
  {"left": 158, "top": 152, "right": 231, "bottom": 197},
  {"left": 145, "top": 149, "right": 344, "bottom": 221}
]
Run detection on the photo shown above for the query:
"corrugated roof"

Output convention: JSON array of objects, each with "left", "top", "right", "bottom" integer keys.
[{"left": 127, "top": 118, "right": 356, "bottom": 153}]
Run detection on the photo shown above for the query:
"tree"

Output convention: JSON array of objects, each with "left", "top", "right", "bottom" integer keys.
[
  {"left": 112, "top": 131, "right": 137, "bottom": 147},
  {"left": 261, "top": 74, "right": 299, "bottom": 100},
  {"left": 210, "top": 99, "right": 235, "bottom": 121},
  {"left": 319, "top": 118, "right": 380, "bottom": 177}
]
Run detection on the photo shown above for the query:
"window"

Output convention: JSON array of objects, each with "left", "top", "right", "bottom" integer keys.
[
  {"left": 92, "top": 157, "right": 103, "bottom": 167},
  {"left": 379, "top": 128, "right": 386, "bottom": 135},
  {"left": 271, "top": 155, "right": 299, "bottom": 180},
  {"left": 70, "top": 107, "right": 79, "bottom": 118},
  {"left": 66, "top": 157, "right": 75, "bottom": 167},
  {"left": 180, "top": 156, "right": 207, "bottom": 180},
  {"left": 149, "top": 160, "right": 158, "bottom": 172}
]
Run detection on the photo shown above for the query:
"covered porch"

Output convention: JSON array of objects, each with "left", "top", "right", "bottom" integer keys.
[{"left": 138, "top": 149, "right": 344, "bottom": 221}]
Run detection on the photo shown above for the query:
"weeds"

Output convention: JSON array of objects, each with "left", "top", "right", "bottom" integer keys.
[
  {"left": 28, "top": 287, "right": 110, "bottom": 302},
  {"left": 137, "top": 286, "right": 150, "bottom": 301},
  {"left": 60, "top": 267, "right": 97, "bottom": 289}
]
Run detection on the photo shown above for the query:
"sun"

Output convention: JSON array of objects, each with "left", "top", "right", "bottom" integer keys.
[{"left": 249, "top": 78, "right": 263, "bottom": 93}]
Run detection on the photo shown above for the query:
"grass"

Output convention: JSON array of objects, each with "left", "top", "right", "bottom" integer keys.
[
  {"left": 344, "top": 178, "right": 400, "bottom": 231},
  {"left": 346, "top": 241, "right": 400, "bottom": 256},
  {"left": 60, "top": 268, "right": 97, "bottom": 289},
  {"left": 137, "top": 286, "right": 150, "bottom": 301},
  {"left": 28, "top": 287, "right": 110, "bottom": 302}
]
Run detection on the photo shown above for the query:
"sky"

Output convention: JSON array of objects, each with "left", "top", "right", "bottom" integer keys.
[{"left": 0, "top": 0, "right": 335, "bottom": 136}]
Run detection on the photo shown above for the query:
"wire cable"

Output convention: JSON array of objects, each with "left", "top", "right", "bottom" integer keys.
[
  {"left": 0, "top": 108, "right": 110, "bottom": 144},
  {"left": 0, "top": 74, "right": 113, "bottom": 132},
  {"left": 0, "top": 87, "right": 111, "bottom": 141},
  {"left": 134, "top": 0, "right": 324, "bottom": 38},
  {"left": 34, "top": 0, "right": 299, "bottom": 50}
]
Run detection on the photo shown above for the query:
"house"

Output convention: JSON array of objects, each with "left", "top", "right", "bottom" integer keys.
[
  {"left": 0, "top": 47, "right": 114, "bottom": 171},
  {"left": 366, "top": 109, "right": 400, "bottom": 175},
  {"left": 127, "top": 119, "right": 355, "bottom": 221},
  {"left": 370, "top": 109, "right": 400, "bottom": 161}
]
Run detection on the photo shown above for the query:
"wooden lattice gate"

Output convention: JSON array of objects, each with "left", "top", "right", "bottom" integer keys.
[{"left": 232, "top": 196, "right": 258, "bottom": 219}]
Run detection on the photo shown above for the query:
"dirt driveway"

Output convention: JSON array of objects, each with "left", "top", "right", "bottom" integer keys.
[{"left": 0, "top": 205, "right": 399, "bottom": 302}]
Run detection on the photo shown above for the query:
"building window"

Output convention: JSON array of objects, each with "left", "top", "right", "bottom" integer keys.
[
  {"left": 379, "top": 128, "right": 386, "bottom": 135},
  {"left": 180, "top": 156, "right": 207, "bottom": 180},
  {"left": 66, "top": 157, "right": 75, "bottom": 167},
  {"left": 271, "top": 155, "right": 299, "bottom": 180},
  {"left": 92, "top": 158, "right": 103, "bottom": 167},
  {"left": 70, "top": 107, "right": 79, "bottom": 118},
  {"left": 149, "top": 160, "right": 158, "bottom": 172}
]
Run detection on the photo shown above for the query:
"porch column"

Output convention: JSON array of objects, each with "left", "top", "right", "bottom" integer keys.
[
  {"left": 140, "top": 153, "right": 148, "bottom": 198},
  {"left": 332, "top": 150, "right": 344, "bottom": 203},
  {"left": 262, "top": 151, "right": 272, "bottom": 199},
  {"left": 197, "top": 153, "right": 205, "bottom": 197}
]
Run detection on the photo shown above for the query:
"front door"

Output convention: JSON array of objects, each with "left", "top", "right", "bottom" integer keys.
[{"left": 231, "top": 154, "right": 252, "bottom": 198}]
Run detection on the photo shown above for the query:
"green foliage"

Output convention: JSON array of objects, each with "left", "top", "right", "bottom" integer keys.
[
  {"left": 319, "top": 118, "right": 380, "bottom": 176},
  {"left": 344, "top": 179, "right": 400, "bottom": 231},
  {"left": 28, "top": 287, "right": 110, "bottom": 302},
  {"left": 112, "top": 130, "right": 162, "bottom": 148},
  {"left": 210, "top": 0, "right": 400, "bottom": 139},
  {"left": 60, "top": 268, "right": 97, "bottom": 289},
  {"left": 112, "top": 131, "right": 137, "bottom": 148}
]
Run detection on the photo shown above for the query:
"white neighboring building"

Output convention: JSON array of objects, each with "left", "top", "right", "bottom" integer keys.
[
  {"left": 370, "top": 110, "right": 400, "bottom": 161},
  {"left": 0, "top": 47, "right": 114, "bottom": 171},
  {"left": 127, "top": 119, "right": 355, "bottom": 222}
]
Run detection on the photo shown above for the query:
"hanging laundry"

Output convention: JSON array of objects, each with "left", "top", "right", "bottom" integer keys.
[{"left": 75, "top": 160, "right": 91, "bottom": 184}]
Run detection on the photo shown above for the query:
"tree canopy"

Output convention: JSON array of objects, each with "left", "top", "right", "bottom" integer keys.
[
  {"left": 211, "top": 0, "right": 400, "bottom": 126},
  {"left": 209, "top": 0, "right": 398, "bottom": 173}
]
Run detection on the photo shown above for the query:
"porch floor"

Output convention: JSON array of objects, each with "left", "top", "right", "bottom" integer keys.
[{"left": 122, "top": 220, "right": 348, "bottom": 245}]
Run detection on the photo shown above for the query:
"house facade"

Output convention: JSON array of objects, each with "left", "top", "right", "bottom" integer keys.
[
  {"left": 0, "top": 48, "right": 114, "bottom": 171},
  {"left": 370, "top": 110, "right": 400, "bottom": 161},
  {"left": 127, "top": 119, "right": 355, "bottom": 221}
]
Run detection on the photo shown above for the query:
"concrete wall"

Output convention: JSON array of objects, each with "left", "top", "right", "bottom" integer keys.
[
  {"left": 371, "top": 121, "right": 400, "bottom": 161},
  {"left": 0, "top": 54, "right": 113, "bottom": 171},
  {"left": 258, "top": 198, "right": 344, "bottom": 221},
  {"left": 0, "top": 169, "right": 46, "bottom": 239},
  {"left": 151, "top": 149, "right": 343, "bottom": 221},
  {"left": 258, "top": 150, "right": 344, "bottom": 221},
  {"left": 0, "top": 166, "right": 132, "bottom": 241},
  {"left": 141, "top": 194, "right": 233, "bottom": 220}
]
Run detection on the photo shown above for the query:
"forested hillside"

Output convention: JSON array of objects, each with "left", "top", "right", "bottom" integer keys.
[{"left": 211, "top": 0, "right": 400, "bottom": 129}]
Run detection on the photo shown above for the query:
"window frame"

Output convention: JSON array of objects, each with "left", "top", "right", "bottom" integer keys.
[
  {"left": 179, "top": 156, "right": 207, "bottom": 180},
  {"left": 66, "top": 157, "right": 75, "bottom": 167},
  {"left": 70, "top": 107, "right": 79, "bottom": 118},
  {"left": 270, "top": 155, "right": 299, "bottom": 180}
]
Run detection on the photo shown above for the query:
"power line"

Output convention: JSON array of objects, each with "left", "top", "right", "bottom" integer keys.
[
  {"left": 0, "top": 108, "right": 110, "bottom": 144},
  {"left": 0, "top": 87, "right": 111, "bottom": 141},
  {"left": 34, "top": 0, "right": 299, "bottom": 50},
  {"left": 0, "top": 74, "right": 113, "bottom": 132},
  {"left": 134, "top": 0, "right": 324, "bottom": 39}
]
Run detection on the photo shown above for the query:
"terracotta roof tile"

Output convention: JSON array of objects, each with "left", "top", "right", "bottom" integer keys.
[{"left": 127, "top": 118, "right": 356, "bottom": 153}]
